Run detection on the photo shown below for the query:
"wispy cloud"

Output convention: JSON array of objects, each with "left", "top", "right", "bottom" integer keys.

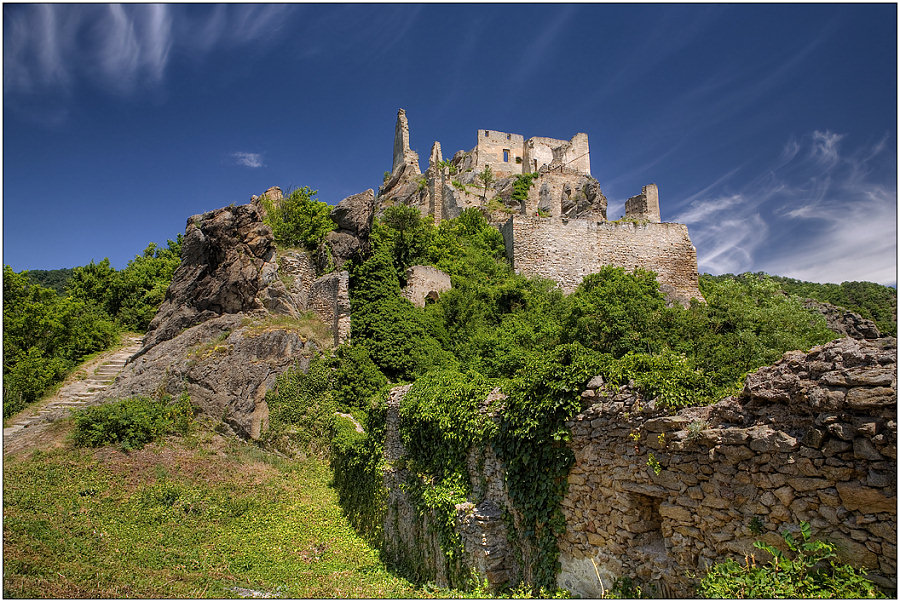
[
  {"left": 675, "top": 131, "right": 897, "bottom": 285},
  {"left": 231, "top": 152, "right": 265, "bottom": 169},
  {"left": 4, "top": 4, "right": 292, "bottom": 110}
]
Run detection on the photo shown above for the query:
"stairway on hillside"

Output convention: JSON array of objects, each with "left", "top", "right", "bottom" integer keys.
[{"left": 3, "top": 336, "right": 143, "bottom": 452}]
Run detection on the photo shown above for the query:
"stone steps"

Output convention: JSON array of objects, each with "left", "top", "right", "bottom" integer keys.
[{"left": 3, "top": 337, "right": 144, "bottom": 447}]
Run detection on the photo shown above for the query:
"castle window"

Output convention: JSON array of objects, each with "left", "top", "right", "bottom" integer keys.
[
  {"left": 503, "top": 149, "right": 510, "bottom": 162},
  {"left": 507, "top": 133, "right": 511, "bottom": 140},
  {"left": 485, "top": 131, "right": 490, "bottom": 137}
]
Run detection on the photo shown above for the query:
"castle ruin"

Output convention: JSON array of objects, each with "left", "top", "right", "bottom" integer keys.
[{"left": 379, "top": 109, "right": 702, "bottom": 305}]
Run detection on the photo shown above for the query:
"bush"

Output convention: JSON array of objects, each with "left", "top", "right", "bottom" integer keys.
[
  {"left": 72, "top": 393, "right": 193, "bottom": 451},
  {"left": 697, "top": 522, "right": 884, "bottom": 598},
  {"left": 261, "top": 186, "right": 335, "bottom": 250},
  {"left": 4, "top": 265, "right": 120, "bottom": 417},
  {"left": 262, "top": 356, "right": 337, "bottom": 458}
]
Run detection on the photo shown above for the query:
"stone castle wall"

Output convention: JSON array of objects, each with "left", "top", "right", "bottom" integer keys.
[
  {"left": 502, "top": 216, "right": 704, "bottom": 306},
  {"left": 380, "top": 337, "right": 897, "bottom": 595},
  {"left": 559, "top": 336, "right": 897, "bottom": 597},
  {"left": 472, "top": 129, "right": 590, "bottom": 177}
]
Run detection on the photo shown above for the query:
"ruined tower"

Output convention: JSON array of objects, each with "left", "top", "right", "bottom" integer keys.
[{"left": 392, "top": 109, "right": 420, "bottom": 175}]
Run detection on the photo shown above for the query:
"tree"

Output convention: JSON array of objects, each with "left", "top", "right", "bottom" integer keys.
[
  {"left": 261, "top": 186, "right": 335, "bottom": 250},
  {"left": 477, "top": 165, "right": 495, "bottom": 200}
]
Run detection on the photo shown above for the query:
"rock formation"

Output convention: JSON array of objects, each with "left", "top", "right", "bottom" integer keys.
[
  {"left": 111, "top": 199, "right": 352, "bottom": 438},
  {"left": 315, "top": 188, "right": 376, "bottom": 272},
  {"left": 141, "top": 203, "right": 295, "bottom": 354},
  {"left": 803, "top": 298, "right": 882, "bottom": 339}
]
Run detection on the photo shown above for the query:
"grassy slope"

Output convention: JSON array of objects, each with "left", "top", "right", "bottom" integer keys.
[{"left": 2, "top": 422, "right": 436, "bottom": 599}]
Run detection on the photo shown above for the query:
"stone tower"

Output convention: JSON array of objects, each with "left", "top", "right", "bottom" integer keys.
[{"left": 392, "top": 109, "right": 420, "bottom": 175}]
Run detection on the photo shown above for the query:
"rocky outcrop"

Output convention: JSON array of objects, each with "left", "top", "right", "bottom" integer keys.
[
  {"left": 142, "top": 203, "right": 294, "bottom": 354},
  {"left": 803, "top": 298, "right": 882, "bottom": 340},
  {"left": 316, "top": 189, "right": 375, "bottom": 271},
  {"left": 99, "top": 313, "right": 318, "bottom": 440}
]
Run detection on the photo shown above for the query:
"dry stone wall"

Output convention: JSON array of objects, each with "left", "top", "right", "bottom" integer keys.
[
  {"left": 382, "top": 386, "right": 519, "bottom": 589},
  {"left": 380, "top": 337, "right": 896, "bottom": 595},
  {"left": 502, "top": 216, "right": 704, "bottom": 306},
  {"left": 559, "top": 336, "right": 897, "bottom": 596}
]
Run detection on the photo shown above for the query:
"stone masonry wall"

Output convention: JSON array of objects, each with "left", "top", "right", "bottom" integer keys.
[
  {"left": 382, "top": 386, "right": 519, "bottom": 589},
  {"left": 381, "top": 337, "right": 896, "bottom": 595},
  {"left": 306, "top": 270, "right": 351, "bottom": 347},
  {"left": 558, "top": 336, "right": 897, "bottom": 597},
  {"left": 401, "top": 265, "right": 452, "bottom": 308},
  {"left": 503, "top": 216, "right": 704, "bottom": 306}
]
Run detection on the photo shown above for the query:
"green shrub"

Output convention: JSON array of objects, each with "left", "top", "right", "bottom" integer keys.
[
  {"left": 4, "top": 265, "right": 120, "bottom": 417},
  {"left": 261, "top": 186, "right": 336, "bottom": 250},
  {"left": 330, "top": 344, "right": 389, "bottom": 412},
  {"left": 72, "top": 393, "right": 193, "bottom": 451},
  {"left": 697, "top": 522, "right": 884, "bottom": 598},
  {"left": 511, "top": 172, "right": 538, "bottom": 202},
  {"left": 262, "top": 356, "right": 337, "bottom": 458},
  {"left": 331, "top": 407, "right": 386, "bottom": 544}
]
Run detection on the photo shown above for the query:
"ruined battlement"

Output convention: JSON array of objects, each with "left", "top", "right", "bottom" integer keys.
[
  {"left": 472, "top": 129, "right": 591, "bottom": 177},
  {"left": 378, "top": 109, "right": 704, "bottom": 305}
]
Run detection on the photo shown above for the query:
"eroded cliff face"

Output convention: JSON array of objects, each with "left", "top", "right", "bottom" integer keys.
[
  {"left": 109, "top": 200, "right": 351, "bottom": 439},
  {"left": 381, "top": 337, "right": 898, "bottom": 595},
  {"left": 141, "top": 203, "right": 295, "bottom": 354}
]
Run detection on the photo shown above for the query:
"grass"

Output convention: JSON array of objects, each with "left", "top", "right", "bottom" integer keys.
[
  {"left": 241, "top": 312, "right": 333, "bottom": 350},
  {"left": 2, "top": 423, "right": 435, "bottom": 598}
]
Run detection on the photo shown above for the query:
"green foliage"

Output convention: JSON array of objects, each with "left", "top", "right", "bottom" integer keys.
[
  {"left": 400, "top": 370, "right": 496, "bottom": 482},
  {"left": 512, "top": 172, "right": 539, "bottom": 202},
  {"left": 678, "top": 274, "right": 835, "bottom": 387},
  {"left": 350, "top": 245, "right": 456, "bottom": 381},
  {"left": 3, "top": 266, "right": 119, "bottom": 416},
  {"left": 725, "top": 272, "right": 897, "bottom": 336},
  {"left": 697, "top": 522, "right": 884, "bottom": 598},
  {"left": 331, "top": 407, "right": 387, "bottom": 545},
  {"left": 24, "top": 268, "right": 73, "bottom": 294},
  {"left": 66, "top": 236, "right": 183, "bottom": 332},
  {"left": 477, "top": 165, "right": 495, "bottom": 199},
  {"left": 329, "top": 344, "right": 389, "bottom": 412},
  {"left": 261, "top": 186, "right": 336, "bottom": 250},
  {"left": 565, "top": 267, "right": 670, "bottom": 357},
  {"left": 262, "top": 356, "right": 337, "bottom": 458},
  {"left": 494, "top": 343, "right": 610, "bottom": 590},
  {"left": 72, "top": 393, "right": 193, "bottom": 451}
]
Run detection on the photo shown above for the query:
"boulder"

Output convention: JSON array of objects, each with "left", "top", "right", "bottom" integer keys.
[
  {"left": 99, "top": 313, "right": 317, "bottom": 439},
  {"left": 142, "top": 203, "right": 295, "bottom": 354},
  {"left": 803, "top": 299, "right": 881, "bottom": 339},
  {"left": 330, "top": 189, "right": 375, "bottom": 238}
]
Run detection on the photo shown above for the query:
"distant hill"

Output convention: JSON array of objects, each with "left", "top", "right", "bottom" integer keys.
[
  {"left": 709, "top": 272, "right": 897, "bottom": 336},
  {"left": 25, "top": 268, "right": 73, "bottom": 294}
]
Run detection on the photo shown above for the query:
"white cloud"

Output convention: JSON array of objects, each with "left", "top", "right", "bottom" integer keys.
[
  {"left": 676, "top": 130, "right": 896, "bottom": 285},
  {"left": 232, "top": 152, "right": 265, "bottom": 169},
  {"left": 810, "top": 130, "right": 844, "bottom": 165},
  {"left": 3, "top": 4, "right": 290, "bottom": 103}
]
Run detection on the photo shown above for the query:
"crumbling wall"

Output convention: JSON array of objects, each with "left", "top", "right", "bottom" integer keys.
[
  {"left": 503, "top": 216, "right": 704, "bottom": 306},
  {"left": 307, "top": 271, "right": 351, "bottom": 347},
  {"left": 401, "top": 265, "right": 452, "bottom": 308},
  {"left": 382, "top": 386, "right": 519, "bottom": 589},
  {"left": 624, "top": 184, "right": 661, "bottom": 223},
  {"left": 559, "top": 336, "right": 897, "bottom": 597},
  {"left": 380, "top": 337, "right": 896, "bottom": 596},
  {"left": 474, "top": 130, "right": 526, "bottom": 176}
]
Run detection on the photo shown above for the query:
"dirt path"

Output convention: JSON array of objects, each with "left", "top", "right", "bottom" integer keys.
[{"left": 3, "top": 335, "right": 144, "bottom": 456}]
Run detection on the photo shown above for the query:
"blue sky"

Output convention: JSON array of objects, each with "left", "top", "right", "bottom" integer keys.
[{"left": 4, "top": 3, "right": 897, "bottom": 285}]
